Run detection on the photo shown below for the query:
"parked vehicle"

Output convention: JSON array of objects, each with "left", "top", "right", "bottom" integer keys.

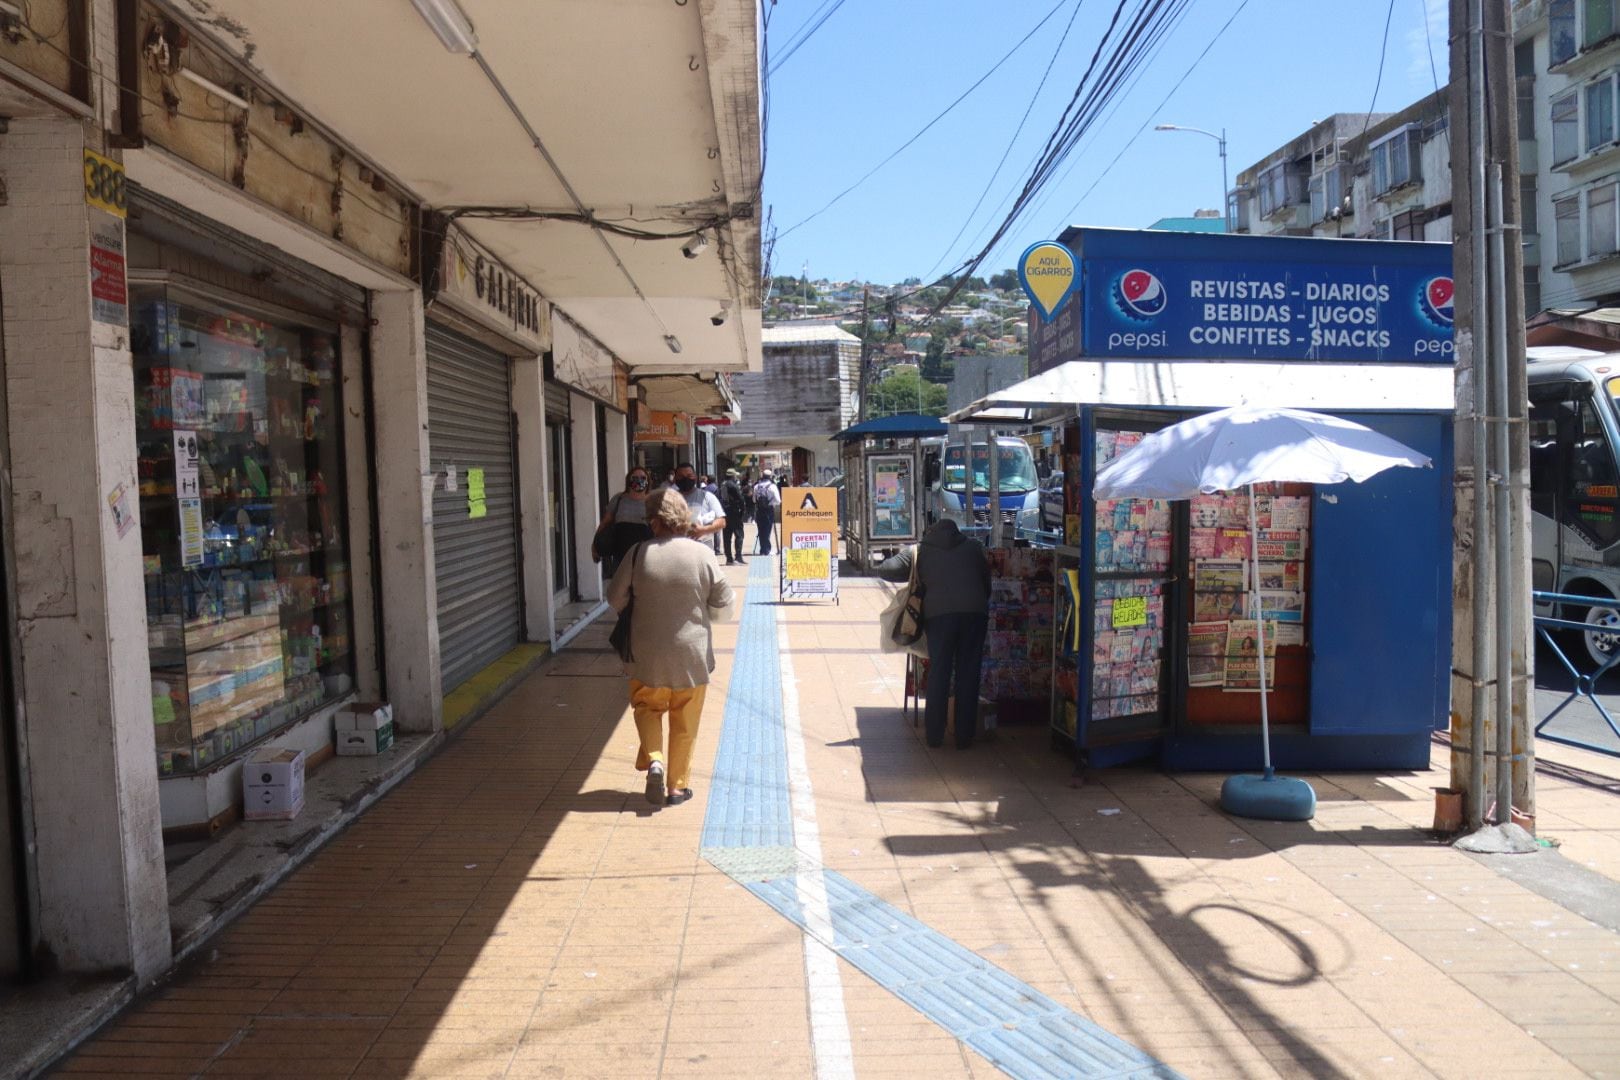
[
  {"left": 1528, "top": 346, "right": 1620, "bottom": 665},
  {"left": 921, "top": 436, "right": 1040, "bottom": 535},
  {"left": 1014, "top": 469, "right": 1064, "bottom": 545}
]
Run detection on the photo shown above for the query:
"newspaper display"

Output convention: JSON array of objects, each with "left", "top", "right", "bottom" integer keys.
[{"left": 1184, "top": 483, "right": 1312, "bottom": 693}]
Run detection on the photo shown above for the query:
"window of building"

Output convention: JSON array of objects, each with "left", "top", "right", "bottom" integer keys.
[
  {"left": 132, "top": 285, "right": 355, "bottom": 776},
  {"left": 1554, "top": 90, "right": 1582, "bottom": 165},
  {"left": 1523, "top": 175, "right": 1540, "bottom": 236},
  {"left": 1525, "top": 264, "right": 1543, "bottom": 315},
  {"left": 1589, "top": 75, "right": 1618, "bottom": 150},
  {"left": 1554, "top": 0, "right": 1577, "bottom": 64},
  {"left": 1308, "top": 164, "right": 1346, "bottom": 222},
  {"left": 1557, "top": 193, "right": 1583, "bottom": 265},
  {"left": 1587, "top": 0, "right": 1617, "bottom": 48},
  {"left": 1256, "top": 162, "right": 1298, "bottom": 218},
  {"left": 1228, "top": 189, "right": 1250, "bottom": 232},
  {"left": 1592, "top": 181, "right": 1620, "bottom": 256},
  {"left": 1371, "top": 126, "right": 1421, "bottom": 195},
  {"left": 1391, "top": 209, "right": 1424, "bottom": 241}
]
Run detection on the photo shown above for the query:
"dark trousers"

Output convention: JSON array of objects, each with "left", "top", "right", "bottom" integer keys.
[
  {"left": 755, "top": 505, "right": 777, "bottom": 554},
  {"left": 723, "top": 517, "right": 745, "bottom": 561},
  {"left": 923, "top": 613, "right": 988, "bottom": 748}
]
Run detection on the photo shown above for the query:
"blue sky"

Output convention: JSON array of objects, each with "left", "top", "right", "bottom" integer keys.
[{"left": 763, "top": 0, "right": 1448, "bottom": 284}]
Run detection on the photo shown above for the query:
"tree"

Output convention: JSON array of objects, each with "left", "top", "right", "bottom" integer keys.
[
  {"left": 770, "top": 274, "right": 816, "bottom": 302},
  {"left": 921, "top": 335, "right": 953, "bottom": 382},
  {"left": 867, "top": 369, "right": 948, "bottom": 418},
  {"left": 990, "top": 269, "right": 1019, "bottom": 292}
]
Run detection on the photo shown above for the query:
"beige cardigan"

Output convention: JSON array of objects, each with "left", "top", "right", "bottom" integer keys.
[{"left": 606, "top": 536, "right": 735, "bottom": 688}]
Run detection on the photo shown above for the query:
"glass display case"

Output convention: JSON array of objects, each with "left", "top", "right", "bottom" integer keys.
[{"left": 131, "top": 284, "right": 355, "bottom": 776}]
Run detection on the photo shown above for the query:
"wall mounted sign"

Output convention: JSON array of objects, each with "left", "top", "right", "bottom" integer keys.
[
  {"left": 1017, "top": 241, "right": 1079, "bottom": 322},
  {"left": 433, "top": 225, "right": 549, "bottom": 352}
]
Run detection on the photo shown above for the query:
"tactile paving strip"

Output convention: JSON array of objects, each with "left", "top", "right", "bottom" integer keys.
[{"left": 699, "top": 556, "right": 1182, "bottom": 1080}]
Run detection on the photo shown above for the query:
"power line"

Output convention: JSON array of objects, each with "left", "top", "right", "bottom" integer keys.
[
  {"left": 775, "top": 0, "right": 1071, "bottom": 241},
  {"left": 767, "top": 0, "right": 849, "bottom": 77},
  {"left": 1361, "top": 0, "right": 1401, "bottom": 138},
  {"left": 922, "top": 0, "right": 1090, "bottom": 283}
]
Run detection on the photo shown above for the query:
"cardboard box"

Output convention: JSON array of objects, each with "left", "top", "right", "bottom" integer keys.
[
  {"left": 335, "top": 723, "right": 394, "bottom": 756},
  {"left": 336, "top": 702, "right": 392, "bottom": 731},
  {"left": 243, "top": 747, "right": 304, "bottom": 820},
  {"left": 335, "top": 702, "right": 394, "bottom": 756}
]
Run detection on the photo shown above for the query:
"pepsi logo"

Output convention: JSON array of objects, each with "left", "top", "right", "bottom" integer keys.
[
  {"left": 1420, "top": 276, "right": 1454, "bottom": 327},
  {"left": 1114, "top": 269, "right": 1167, "bottom": 320}
]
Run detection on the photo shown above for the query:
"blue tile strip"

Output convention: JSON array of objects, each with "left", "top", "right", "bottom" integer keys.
[{"left": 700, "top": 557, "right": 1182, "bottom": 1080}]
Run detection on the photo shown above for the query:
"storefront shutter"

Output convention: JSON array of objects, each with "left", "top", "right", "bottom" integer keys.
[{"left": 426, "top": 322, "right": 523, "bottom": 692}]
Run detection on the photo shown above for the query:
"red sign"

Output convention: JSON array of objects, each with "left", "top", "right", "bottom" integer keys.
[{"left": 90, "top": 244, "right": 125, "bottom": 303}]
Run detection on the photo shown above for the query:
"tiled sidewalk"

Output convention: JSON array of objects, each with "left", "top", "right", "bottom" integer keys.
[{"left": 55, "top": 559, "right": 1620, "bottom": 1078}]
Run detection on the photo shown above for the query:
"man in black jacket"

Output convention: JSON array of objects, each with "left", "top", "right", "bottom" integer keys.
[
  {"left": 718, "top": 469, "right": 748, "bottom": 565},
  {"left": 876, "top": 518, "right": 991, "bottom": 749}
]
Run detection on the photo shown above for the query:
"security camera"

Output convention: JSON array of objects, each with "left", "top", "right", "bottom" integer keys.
[
  {"left": 710, "top": 300, "right": 732, "bottom": 327},
  {"left": 681, "top": 233, "right": 710, "bottom": 260}
]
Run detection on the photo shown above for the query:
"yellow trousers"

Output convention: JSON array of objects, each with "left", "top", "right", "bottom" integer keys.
[{"left": 629, "top": 680, "right": 708, "bottom": 791}]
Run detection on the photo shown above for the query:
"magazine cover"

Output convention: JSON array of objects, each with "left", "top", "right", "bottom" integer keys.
[
  {"left": 1273, "top": 623, "right": 1306, "bottom": 647},
  {"left": 1188, "top": 622, "right": 1227, "bottom": 687},
  {"left": 1214, "top": 529, "right": 1254, "bottom": 559},
  {"left": 1191, "top": 496, "right": 1223, "bottom": 528},
  {"left": 1223, "top": 619, "right": 1279, "bottom": 692},
  {"left": 1193, "top": 590, "right": 1245, "bottom": 622},
  {"left": 1256, "top": 529, "right": 1307, "bottom": 560},
  {"left": 1256, "top": 560, "right": 1302, "bottom": 591},
  {"left": 1270, "top": 495, "right": 1310, "bottom": 529},
  {"left": 1195, "top": 558, "right": 1246, "bottom": 593},
  {"left": 1258, "top": 590, "right": 1305, "bottom": 623},
  {"left": 1189, "top": 528, "right": 1218, "bottom": 557}
]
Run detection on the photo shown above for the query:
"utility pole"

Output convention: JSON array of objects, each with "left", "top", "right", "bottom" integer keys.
[
  {"left": 857, "top": 285, "right": 872, "bottom": 422},
  {"left": 1448, "top": 0, "right": 1532, "bottom": 832}
]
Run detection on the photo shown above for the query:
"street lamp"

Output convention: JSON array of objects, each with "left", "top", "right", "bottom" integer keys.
[{"left": 1155, "top": 123, "right": 1229, "bottom": 232}]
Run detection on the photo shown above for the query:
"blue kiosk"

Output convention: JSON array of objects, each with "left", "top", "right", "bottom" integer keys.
[{"left": 950, "top": 228, "right": 1455, "bottom": 772}]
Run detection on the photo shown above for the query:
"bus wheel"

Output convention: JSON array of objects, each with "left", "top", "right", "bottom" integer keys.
[{"left": 1582, "top": 601, "right": 1620, "bottom": 670}]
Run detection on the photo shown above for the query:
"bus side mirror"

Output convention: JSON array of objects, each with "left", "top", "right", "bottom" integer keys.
[{"left": 925, "top": 460, "right": 941, "bottom": 485}]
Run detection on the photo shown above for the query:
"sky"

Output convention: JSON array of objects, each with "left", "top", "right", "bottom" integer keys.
[{"left": 762, "top": 0, "right": 1449, "bottom": 285}]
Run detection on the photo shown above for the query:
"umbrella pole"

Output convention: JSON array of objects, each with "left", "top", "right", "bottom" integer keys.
[{"left": 1248, "top": 484, "right": 1273, "bottom": 779}]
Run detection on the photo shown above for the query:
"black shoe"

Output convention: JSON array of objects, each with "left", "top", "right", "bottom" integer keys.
[
  {"left": 666, "top": 788, "right": 694, "bottom": 806},
  {"left": 644, "top": 762, "right": 666, "bottom": 806}
]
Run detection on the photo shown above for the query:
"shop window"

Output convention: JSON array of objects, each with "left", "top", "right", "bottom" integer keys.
[
  {"left": 1553, "top": 90, "right": 1581, "bottom": 165},
  {"left": 1592, "top": 181, "right": 1620, "bottom": 257},
  {"left": 1556, "top": 194, "right": 1583, "bottom": 265},
  {"left": 1588, "top": 74, "right": 1618, "bottom": 150},
  {"left": 1554, "top": 0, "right": 1577, "bottom": 64},
  {"left": 132, "top": 286, "right": 355, "bottom": 777},
  {"left": 1587, "top": 0, "right": 1617, "bottom": 47}
]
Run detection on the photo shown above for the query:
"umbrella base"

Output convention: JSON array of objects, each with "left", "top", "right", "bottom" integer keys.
[{"left": 1220, "top": 773, "right": 1316, "bottom": 821}]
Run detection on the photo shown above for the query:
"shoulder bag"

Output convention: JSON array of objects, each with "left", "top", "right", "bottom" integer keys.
[
  {"left": 591, "top": 493, "right": 622, "bottom": 564},
  {"left": 888, "top": 547, "right": 926, "bottom": 649},
  {"left": 609, "top": 542, "right": 642, "bottom": 662}
]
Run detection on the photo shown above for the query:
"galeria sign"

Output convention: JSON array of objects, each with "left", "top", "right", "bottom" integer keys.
[{"left": 780, "top": 487, "right": 839, "bottom": 601}]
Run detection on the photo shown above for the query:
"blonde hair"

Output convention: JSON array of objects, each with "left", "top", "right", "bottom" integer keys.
[{"left": 646, "top": 487, "right": 692, "bottom": 534}]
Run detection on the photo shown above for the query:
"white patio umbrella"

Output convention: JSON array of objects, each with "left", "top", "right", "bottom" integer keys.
[{"left": 1093, "top": 405, "right": 1432, "bottom": 821}]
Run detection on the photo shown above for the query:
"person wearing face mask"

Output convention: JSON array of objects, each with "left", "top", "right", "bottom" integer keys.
[
  {"left": 592, "top": 467, "right": 656, "bottom": 578},
  {"left": 671, "top": 463, "right": 726, "bottom": 547}
]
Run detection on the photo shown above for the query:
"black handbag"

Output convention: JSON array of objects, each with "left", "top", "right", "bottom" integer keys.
[{"left": 609, "top": 542, "right": 642, "bottom": 662}]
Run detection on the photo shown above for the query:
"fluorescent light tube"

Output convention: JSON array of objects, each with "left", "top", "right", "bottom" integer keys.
[
  {"left": 178, "top": 67, "right": 250, "bottom": 111},
  {"left": 411, "top": 0, "right": 479, "bottom": 54}
]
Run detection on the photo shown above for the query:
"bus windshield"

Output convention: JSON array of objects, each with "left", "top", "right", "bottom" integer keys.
[{"left": 943, "top": 443, "right": 1037, "bottom": 494}]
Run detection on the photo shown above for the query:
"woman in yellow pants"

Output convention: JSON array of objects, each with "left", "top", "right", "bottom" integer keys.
[{"left": 606, "top": 488, "right": 735, "bottom": 806}]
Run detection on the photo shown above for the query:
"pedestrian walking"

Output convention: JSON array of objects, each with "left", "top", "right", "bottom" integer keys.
[
  {"left": 701, "top": 475, "right": 722, "bottom": 554},
  {"left": 671, "top": 463, "right": 726, "bottom": 549},
  {"left": 606, "top": 489, "right": 734, "bottom": 806},
  {"left": 719, "top": 468, "right": 748, "bottom": 565},
  {"left": 592, "top": 466, "right": 655, "bottom": 578},
  {"left": 876, "top": 518, "right": 991, "bottom": 749},
  {"left": 753, "top": 468, "right": 782, "bottom": 555}
]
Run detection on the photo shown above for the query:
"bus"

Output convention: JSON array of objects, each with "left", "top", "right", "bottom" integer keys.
[
  {"left": 1528, "top": 345, "right": 1620, "bottom": 666},
  {"left": 921, "top": 436, "right": 1040, "bottom": 534}
]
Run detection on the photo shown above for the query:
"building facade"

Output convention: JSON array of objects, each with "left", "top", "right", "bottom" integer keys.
[
  {"left": 0, "top": 0, "right": 760, "bottom": 1004},
  {"left": 721, "top": 325, "right": 860, "bottom": 484}
]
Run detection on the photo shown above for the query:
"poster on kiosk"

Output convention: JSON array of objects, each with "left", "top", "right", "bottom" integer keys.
[{"left": 780, "top": 487, "right": 839, "bottom": 603}]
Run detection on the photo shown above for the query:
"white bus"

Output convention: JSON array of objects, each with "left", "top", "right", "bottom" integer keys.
[
  {"left": 920, "top": 436, "right": 1040, "bottom": 534},
  {"left": 1528, "top": 346, "right": 1620, "bottom": 665}
]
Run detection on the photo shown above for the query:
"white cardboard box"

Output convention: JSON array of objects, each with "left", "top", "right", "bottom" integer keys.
[
  {"left": 335, "top": 722, "right": 394, "bottom": 756},
  {"left": 243, "top": 747, "right": 305, "bottom": 821},
  {"left": 336, "top": 702, "right": 393, "bottom": 732}
]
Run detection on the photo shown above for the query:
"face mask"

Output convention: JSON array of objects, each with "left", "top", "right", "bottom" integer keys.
[
  {"left": 628, "top": 476, "right": 649, "bottom": 492},
  {"left": 676, "top": 477, "right": 697, "bottom": 493}
]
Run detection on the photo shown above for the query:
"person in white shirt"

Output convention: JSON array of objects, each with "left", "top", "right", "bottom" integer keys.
[
  {"left": 671, "top": 463, "right": 725, "bottom": 545},
  {"left": 752, "top": 468, "right": 782, "bottom": 555}
]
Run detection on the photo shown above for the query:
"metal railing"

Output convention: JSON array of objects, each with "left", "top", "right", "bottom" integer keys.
[{"left": 1533, "top": 589, "right": 1620, "bottom": 757}]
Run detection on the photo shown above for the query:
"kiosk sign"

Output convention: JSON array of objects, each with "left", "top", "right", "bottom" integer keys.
[
  {"left": 780, "top": 487, "right": 839, "bottom": 601},
  {"left": 1066, "top": 229, "right": 1454, "bottom": 364}
]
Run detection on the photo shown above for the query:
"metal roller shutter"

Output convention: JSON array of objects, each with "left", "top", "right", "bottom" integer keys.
[{"left": 426, "top": 322, "right": 522, "bottom": 692}]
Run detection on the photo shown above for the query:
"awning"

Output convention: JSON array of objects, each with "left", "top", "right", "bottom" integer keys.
[
  {"left": 832, "top": 412, "right": 947, "bottom": 442},
  {"left": 946, "top": 360, "right": 1456, "bottom": 423},
  {"left": 638, "top": 373, "right": 741, "bottom": 421}
]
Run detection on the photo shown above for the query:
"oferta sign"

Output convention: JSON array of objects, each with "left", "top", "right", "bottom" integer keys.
[{"left": 1064, "top": 228, "right": 1455, "bottom": 364}]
